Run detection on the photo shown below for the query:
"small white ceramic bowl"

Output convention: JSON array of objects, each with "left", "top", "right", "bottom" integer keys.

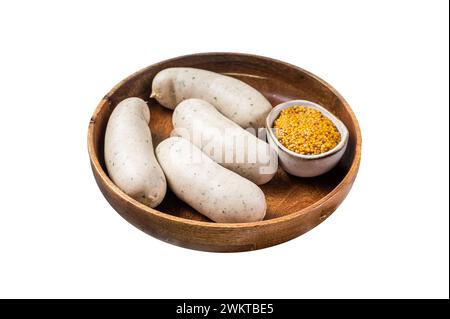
[{"left": 266, "top": 99, "right": 349, "bottom": 177}]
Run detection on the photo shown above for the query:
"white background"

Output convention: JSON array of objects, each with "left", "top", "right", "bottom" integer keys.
[{"left": 0, "top": 0, "right": 448, "bottom": 299}]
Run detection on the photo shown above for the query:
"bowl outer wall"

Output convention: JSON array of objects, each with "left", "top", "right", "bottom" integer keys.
[{"left": 87, "top": 52, "right": 362, "bottom": 252}]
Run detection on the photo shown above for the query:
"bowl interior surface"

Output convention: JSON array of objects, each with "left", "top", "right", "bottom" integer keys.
[{"left": 90, "top": 53, "right": 358, "bottom": 223}]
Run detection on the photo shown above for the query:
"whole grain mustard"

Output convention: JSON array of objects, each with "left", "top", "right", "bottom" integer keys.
[{"left": 273, "top": 106, "right": 341, "bottom": 155}]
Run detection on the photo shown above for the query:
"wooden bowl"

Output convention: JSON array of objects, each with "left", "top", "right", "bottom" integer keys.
[{"left": 87, "top": 53, "right": 362, "bottom": 252}]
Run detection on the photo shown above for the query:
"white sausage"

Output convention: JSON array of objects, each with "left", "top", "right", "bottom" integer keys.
[
  {"left": 151, "top": 67, "right": 272, "bottom": 128},
  {"left": 172, "top": 99, "right": 278, "bottom": 185},
  {"left": 104, "top": 97, "right": 166, "bottom": 207},
  {"left": 155, "top": 137, "right": 266, "bottom": 223}
]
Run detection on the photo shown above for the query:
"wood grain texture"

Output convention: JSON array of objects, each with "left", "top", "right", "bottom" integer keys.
[{"left": 87, "top": 52, "right": 362, "bottom": 252}]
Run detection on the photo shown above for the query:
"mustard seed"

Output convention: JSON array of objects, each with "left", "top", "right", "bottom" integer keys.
[{"left": 273, "top": 106, "right": 341, "bottom": 155}]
